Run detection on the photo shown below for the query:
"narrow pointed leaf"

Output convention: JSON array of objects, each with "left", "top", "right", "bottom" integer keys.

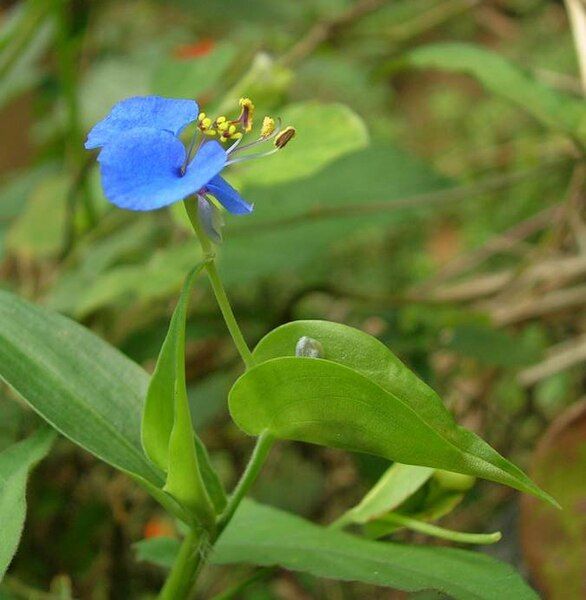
[
  {"left": 394, "top": 43, "right": 586, "bottom": 139},
  {"left": 229, "top": 320, "right": 556, "bottom": 506},
  {"left": 144, "top": 265, "right": 222, "bottom": 524},
  {"left": 0, "top": 428, "right": 56, "bottom": 579},
  {"left": 0, "top": 290, "right": 163, "bottom": 486},
  {"left": 131, "top": 501, "right": 537, "bottom": 598},
  {"left": 211, "top": 500, "right": 538, "bottom": 600},
  {"left": 372, "top": 512, "right": 501, "bottom": 546},
  {"left": 338, "top": 463, "right": 434, "bottom": 527}
]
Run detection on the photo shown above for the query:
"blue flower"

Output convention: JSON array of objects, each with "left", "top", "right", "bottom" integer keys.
[
  {"left": 86, "top": 96, "right": 255, "bottom": 215},
  {"left": 86, "top": 95, "right": 295, "bottom": 242}
]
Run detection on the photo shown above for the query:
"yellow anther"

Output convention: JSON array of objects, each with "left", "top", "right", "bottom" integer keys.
[
  {"left": 260, "top": 116, "right": 275, "bottom": 138},
  {"left": 203, "top": 129, "right": 217, "bottom": 137},
  {"left": 217, "top": 121, "right": 229, "bottom": 132},
  {"left": 201, "top": 117, "right": 212, "bottom": 129},
  {"left": 232, "top": 132, "right": 243, "bottom": 140},
  {"left": 219, "top": 134, "right": 228, "bottom": 143},
  {"left": 197, "top": 112, "right": 206, "bottom": 122},
  {"left": 274, "top": 126, "right": 296, "bottom": 149},
  {"left": 228, "top": 124, "right": 237, "bottom": 135},
  {"left": 238, "top": 97, "right": 255, "bottom": 132},
  {"left": 216, "top": 116, "right": 227, "bottom": 124}
]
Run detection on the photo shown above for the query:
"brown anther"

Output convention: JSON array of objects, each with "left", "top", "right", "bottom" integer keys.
[{"left": 274, "top": 126, "right": 296, "bottom": 149}]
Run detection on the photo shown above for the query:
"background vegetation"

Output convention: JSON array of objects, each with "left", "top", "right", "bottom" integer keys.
[{"left": 0, "top": 0, "right": 584, "bottom": 598}]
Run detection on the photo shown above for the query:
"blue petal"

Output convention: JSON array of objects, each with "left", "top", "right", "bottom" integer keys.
[
  {"left": 85, "top": 96, "right": 199, "bottom": 150},
  {"left": 97, "top": 128, "right": 226, "bottom": 211},
  {"left": 205, "top": 175, "right": 253, "bottom": 215}
]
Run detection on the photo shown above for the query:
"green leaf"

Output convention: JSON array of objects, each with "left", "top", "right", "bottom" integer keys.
[
  {"left": 219, "top": 143, "right": 448, "bottom": 286},
  {"left": 443, "top": 325, "right": 542, "bottom": 368},
  {"left": 5, "top": 175, "right": 69, "bottom": 261},
  {"left": 143, "top": 265, "right": 224, "bottom": 524},
  {"left": 337, "top": 463, "right": 434, "bottom": 526},
  {"left": 0, "top": 428, "right": 55, "bottom": 579},
  {"left": 0, "top": 290, "right": 163, "bottom": 486},
  {"left": 133, "top": 537, "right": 181, "bottom": 570},
  {"left": 236, "top": 102, "right": 369, "bottom": 186},
  {"left": 366, "top": 478, "right": 469, "bottom": 540},
  {"left": 211, "top": 500, "right": 538, "bottom": 599},
  {"left": 151, "top": 42, "right": 237, "bottom": 99},
  {"left": 371, "top": 512, "right": 501, "bottom": 546},
  {"left": 229, "top": 320, "right": 557, "bottom": 506},
  {"left": 396, "top": 43, "right": 586, "bottom": 139}
]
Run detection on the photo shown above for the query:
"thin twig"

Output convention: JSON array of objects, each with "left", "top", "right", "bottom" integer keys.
[
  {"left": 487, "top": 284, "right": 586, "bottom": 325},
  {"left": 415, "top": 203, "right": 565, "bottom": 293},
  {"left": 518, "top": 334, "right": 586, "bottom": 387},
  {"left": 418, "top": 254, "right": 586, "bottom": 303},
  {"left": 564, "top": 0, "right": 586, "bottom": 95},
  {"left": 280, "top": 0, "right": 388, "bottom": 67}
]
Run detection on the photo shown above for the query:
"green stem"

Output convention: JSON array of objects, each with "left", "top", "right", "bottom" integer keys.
[
  {"left": 184, "top": 200, "right": 255, "bottom": 369},
  {"left": 217, "top": 430, "right": 275, "bottom": 534},
  {"left": 158, "top": 529, "right": 208, "bottom": 600},
  {"left": 159, "top": 202, "right": 275, "bottom": 599},
  {"left": 54, "top": 0, "right": 96, "bottom": 227}
]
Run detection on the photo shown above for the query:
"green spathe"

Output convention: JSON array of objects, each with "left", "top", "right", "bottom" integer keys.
[{"left": 142, "top": 264, "right": 225, "bottom": 526}]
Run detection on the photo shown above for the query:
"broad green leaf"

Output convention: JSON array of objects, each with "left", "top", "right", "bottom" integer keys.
[
  {"left": 336, "top": 463, "right": 434, "bottom": 527},
  {"left": 396, "top": 43, "right": 586, "bottom": 139},
  {"left": 219, "top": 144, "right": 448, "bottom": 286},
  {"left": 236, "top": 102, "right": 369, "bottom": 186},
  {"left": 59, "top": 242, "right": 201, "bottom": 319},
  {"left": 5, "top": 175, "right": 69, "bottom": 260},
  {"left": 0, "top": 290, "right": 162, "bottom": 486},
  {"left": 444, "top": 325, "right": 542, "bottom": 368},
  {"left": 230, "top": 320, "right": 556, "bottom": 506},
  {"left": 0, "top": 428, "right": 55, "bottom": 579},
  {"left": 45, "top": 216, "right": 160, "bottom": 314},
  {"left": 211, "top": 500, "right": 538, "bottom": 599},
  {"left": 143, "top": 265, "right": 224, "bottom": 524},
  {"left": 134, "top": 537, "right": 181, "bottom": 570},
  {"left": 151, "top": 42, "right": 237, "bottom": 99}
]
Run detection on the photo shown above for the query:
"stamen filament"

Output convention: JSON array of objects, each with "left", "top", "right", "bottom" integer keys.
[
  {"left": 226, "top": 147, "right": 279, "bottom": 166},
  {"left": 181, "top": 128, "right": 201, "bottom": 175},
  {"left": 229, "top": 119, "right": 282, "bottom": 155}
]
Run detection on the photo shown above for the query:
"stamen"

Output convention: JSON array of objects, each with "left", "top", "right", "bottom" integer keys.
[
  {"left": 181, "top": 127, "right": 201, "bottom": 175},
  {"left": 226, "top": 136, "right": 244, "bottom": 153},
  {"left": 191, "top": 100, "right": 294, "bottom": 170},
  {"left": 274, "top": 126, "right": 296, "bottom": 148},
  {"left": 237, "top": 97, "right": 255, "bottom": 132},
  {"left": 228, "top": 118, "right": 282, "bottom": 155},
  {"left": 260, "top": 116, "right": 275, "bottom": 138},
  {"left": 226, "top": 147, "right": 280, "bottom": 166}
]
